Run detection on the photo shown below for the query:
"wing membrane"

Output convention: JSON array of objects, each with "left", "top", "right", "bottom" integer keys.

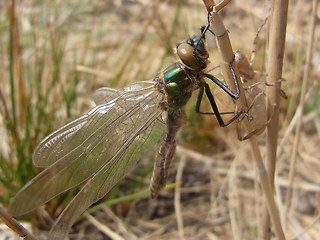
[
  {"left": 49, "top": 109, "right": 165, "bottom": 239},
  {"left": 93, "top": 87, "right": 121, "bottom": 105},
  {"left": 93, "top": 81, "right": 156, "bottom": 105},
  {"left": 9, "top": 81, "right": 164, "bottom": 216}
]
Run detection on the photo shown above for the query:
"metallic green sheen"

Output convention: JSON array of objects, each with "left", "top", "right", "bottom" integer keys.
[{"left": 163, "top": 63, "right": 192, "bottom": 108}]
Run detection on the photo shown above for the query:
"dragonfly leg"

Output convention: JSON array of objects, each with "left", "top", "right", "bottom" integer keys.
[
  {"left": 196, "top": 83, "right": 243, "bottom": 127},
  {"left": 193, "top": 12, "right": 216, "bottom": 53},
  {"left": 204, "top": 62, "right": 240, "bottom": 100},
  {"left": 192, "top": 23, "right": 216, "bottom": 70},
  {"left": 195, "top": 12, "right": 241, "bottom": 100}
]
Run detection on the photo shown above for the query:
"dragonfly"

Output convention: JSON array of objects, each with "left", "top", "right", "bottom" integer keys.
[{"left": 9, "top": 23, "right": 242, "bottom": 239}]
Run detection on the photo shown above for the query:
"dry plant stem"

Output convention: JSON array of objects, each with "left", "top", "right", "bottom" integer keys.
[
  {"left": 0, "top": 206, "right": 36, "bottom": 240},
  {"left": 264, "top": 0, "right": 289, "bottom": 239},
  {"left": 228, "top": 159, "right": 242, "bottom": 240},
  {"left": 9, "top": 0, "right": 28, "bottom": 129},
  {"left": 208, "top": 2, "right": 285, "bottom": 240},
  {"left": 202, "top": 0, "right": 214, "bottom": 11},
  {"left": 285, "top": 0, "right": 318, "bottom": 221},
  {"left": 202, "top": 0, "right": 231, "bottom": 12},
  {"left": 76, "top": 65, "right": 110, "bottom": 78},
  {"left": 174, "top": 156, "right": 186, "bottom": 240},
  {"left": 284, "top": 0, "right": 306, "bottom": 125},
  {"left": 212, "top": 0, "right": 231, "bottom": 12},
  {"left": 292, "top": 214, "right": 320, "bottom": 239},
  {"left": 102, "top": 207, "right": 138, "bottom": 240},
  {"left": 84, "top": 213, "right": 125, "bottom": 240},
  {"left": 277, "top": 86, "right": 315, "bottom": 158}
]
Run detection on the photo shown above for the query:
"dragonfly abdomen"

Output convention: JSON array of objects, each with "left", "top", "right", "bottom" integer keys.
[{"left": 150, "top": 109, "right": 187, "bottom": 198}]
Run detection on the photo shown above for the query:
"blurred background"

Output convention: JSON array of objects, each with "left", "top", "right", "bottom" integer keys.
[{"left": 0, "top": 0, "right": 319, "bottom": 239}]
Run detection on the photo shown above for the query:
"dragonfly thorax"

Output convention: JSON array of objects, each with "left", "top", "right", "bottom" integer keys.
[{"left": 160, "top": 62, "right": 193, "bottom": 109}]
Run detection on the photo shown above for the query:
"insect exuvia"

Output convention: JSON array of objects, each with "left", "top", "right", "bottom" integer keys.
[{"left": 9, "top": 21, "right": 242, "bottom": 239}]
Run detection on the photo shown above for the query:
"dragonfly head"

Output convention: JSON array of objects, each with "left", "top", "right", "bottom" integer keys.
[{"left": 176, "top": 34, "right": 209, "bottom": 71}]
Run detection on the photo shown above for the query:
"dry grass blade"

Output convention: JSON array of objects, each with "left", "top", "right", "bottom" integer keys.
[
  {"left": 263, "top": 0, "right": 289, "bottom": 239},
  {"left": 0, "top": 206, "right": 36, "bottom": 240},
  {"left": 202, "top": 0, "right": 214, "bottom": 12},
  {"left": 291, "top": 214, "right": 320, "bottom": 240},
  {"left": 212, "top": 0, "right": 232, "bottom": 13},
  {"left": 102, "top": 207, "right": 138, "bottom": 240},
  {"left": 174, "top": 156, "right": 186, "bottom": 240},
  {"left": 84, "top": 213, "right": 125, "bottom": 240}
]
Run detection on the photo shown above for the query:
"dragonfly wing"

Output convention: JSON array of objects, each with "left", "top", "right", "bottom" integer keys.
[
  {"left": 93, "top": 81, "right": 155, "bottom": 105},
  {"left": 93, "top": 87, "right": 121, "bottom": 105},
  {"left": 9, "top": 81, "right": 163, "bottom": 216},
  {"left": 32, "top": 107, "right": 100, "bottom": 168},
  {"left": 33, "top": 80, "right": 155, "bottom": 168},
  {"left": 48, "top": 112, "right": 165, "bottom": 240}
]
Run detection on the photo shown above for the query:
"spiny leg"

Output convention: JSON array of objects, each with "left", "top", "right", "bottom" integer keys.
[
  {"left": 196, "top": 83, "right": 243, "bottom": 127},
  {"left": 194, "top": 12, "right": 216, "bottom": 52},
  {"left": 204, "top": 61, "right": 240, "bottom": 100}
]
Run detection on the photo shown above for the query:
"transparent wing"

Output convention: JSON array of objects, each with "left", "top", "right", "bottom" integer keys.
[
  {"left": 93, "top": 87, "right": 121, "bottom": 105},
  {"left": 93, "top": 81, "right": 156, "bottom": 105},
  {"left": 9, "top": 80, "right": 165, "bottom": 216},
  {"left": 49, "top": 112, "right": 165, "bottom": 240}
]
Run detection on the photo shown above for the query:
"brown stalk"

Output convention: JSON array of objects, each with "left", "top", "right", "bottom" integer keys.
[
  {"left": 205, "top": 1, "right": 285, "bottom": 239},
  {"left": 0, "top": 206, "right": 36, "bottom": 240},
  {"left": 174, "top": 156, "right": 186, "bottom": 240},
  {"left": 263, "top": 0, "right": 289, "bottom": 239},
  {"left": 9, "top": 0, "right": 28, "bottom": 128}
]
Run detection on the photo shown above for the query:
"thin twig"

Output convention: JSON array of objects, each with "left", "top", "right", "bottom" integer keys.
[
  {"left": 212, "top": 0, "right": 232, "bottom": 13},
  {"left": 228, "top": 150, "right": 243, "bottom": 240},
  {"left": 102, "top": 207, "right": 138, "bottom": 240},
  {"left": 0, "top": 206, "right": 36, "bottom": 240},
  {"left": 174, "top": 156, "right": 186, "bottom": 240},
  {"left": 202, "top": 0, "right": 214, "bottom": 12},
  {"left": 277, "top": 85, "right": 315, "bottom": 158},
  {"left": 290, "top": 214, "right": 320, "bottom": 240},
  {"left": 84, "top": 212, "right": 125, "bottom": 240}
]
